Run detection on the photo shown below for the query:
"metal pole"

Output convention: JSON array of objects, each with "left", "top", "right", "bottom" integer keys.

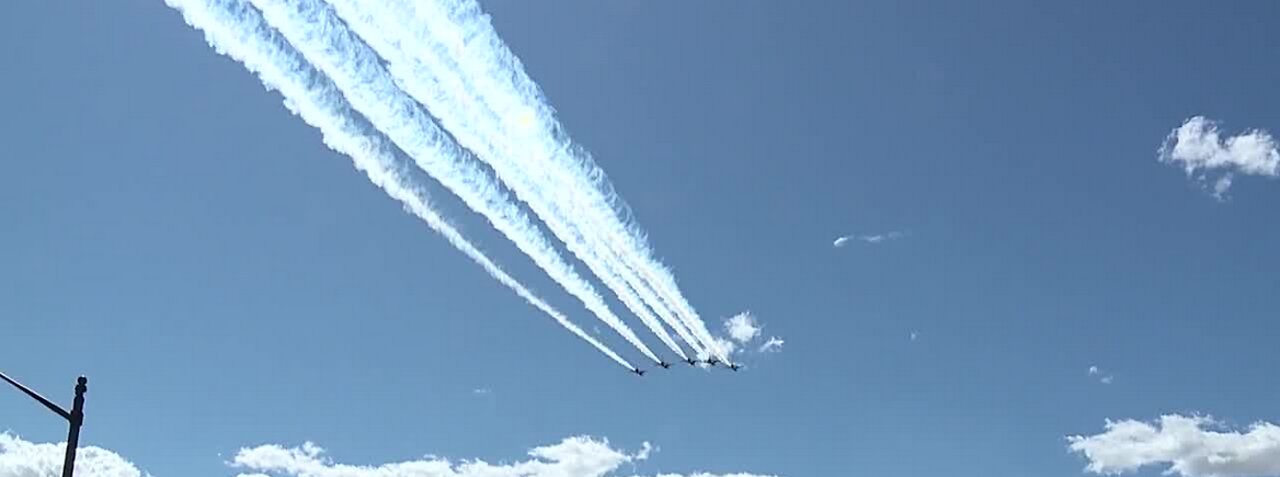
[
  {"left": 0, "top": 371, "right": 85, "bottom": 477},
  {"left": 61, "top": 376, "right": 87, "bottom": 477}
]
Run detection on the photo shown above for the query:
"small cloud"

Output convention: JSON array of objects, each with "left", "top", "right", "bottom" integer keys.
[
  {"left": 1158, "top": 116, "right": 1280, "bottom": 199},
  {"left": 701, "top": 312, "right": 783, "bottom": 364},
  {"left": 860, "top": 231, "right": 907, "bottom": 243},
  {"left": 909, "top": 331, "right": 918, "bottom": 341},
  {"left": 473, "top": 388, "right": 492, "bottom": 396},
  {"left": 724, "top": 312, "right": 762, "bottom": 344},
  {"left": 758, "top": 337, "right": 785, "bottom": 353},
  {"left": 1087, "top": 365, "right": 1114, "bottom": 384},
  {"left": 1067, "top": 414, "right": 1280, "bottom": 477},
  {"left": 634, "top": 442, "right": 653, "bottom": 461},
  {"left": 834, "top": 231, "right": 909, "bottom": 247}
]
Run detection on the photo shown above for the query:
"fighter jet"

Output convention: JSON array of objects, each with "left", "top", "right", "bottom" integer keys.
[
  {"left": 728, "top": 363, "right": 741, "bottom": 372},
  {"left": 630, "top": 368, "right": 646, "bottom": 376},
  {"left": 704, "top": 358, "right": 720, "bottom": 366},
  {"left": 685, "top": 357, "right": 698, "bottom": 366},
  {"left": 657, "top": 361, "right": 672, "bottom": 369}
]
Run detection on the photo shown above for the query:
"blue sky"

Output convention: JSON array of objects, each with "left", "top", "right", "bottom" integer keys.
[{"left": 3, "top": 1, "right": 1279, "bottom": 476}]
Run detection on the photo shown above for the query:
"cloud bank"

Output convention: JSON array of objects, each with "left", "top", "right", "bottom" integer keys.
[
  {"left": 1158, "top": 116, "right": 1280, "bottom": 198},
  {"left": 232, "top": 436, "right": 774, "bottom": 477},
  {"left": 0, "top": 433, "right": 148, "bottom": 477},
  {"left": 1067, "top": 414, "right": 1280, "bottom": 477},
  {"left": 0, "top": 433, "right": 774, "bottom": 477}
]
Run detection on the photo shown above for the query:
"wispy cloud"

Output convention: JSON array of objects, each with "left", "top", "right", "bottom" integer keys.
[
  {"left": 1, "top": 433, "right": 148, "bottom": 477},
  {"left": 1158, "top": 116, "right": 1280, "bottom": 199},
  {"left": 473, "top": 388, "right": 492, "bottom": 396},
  {"left": 759, "top": 337, "right": 785, "bottom": 353},
  {"left": 724, "top": 312, "right": 762, "bottom": 344},
  {"left": 233, "top": 436, "right": 775, "bottom": 477},
  {"left": 1067, "top": 414, "right": 1280, "bottom": 477},
  {"left": 834, "top": 231, "right": 907, "bottom": 247},
  {"left": 1087, "top": 365, "right": 1114, "bottom": 384}
]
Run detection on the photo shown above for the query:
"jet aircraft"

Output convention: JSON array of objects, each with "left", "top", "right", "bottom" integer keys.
[
  {"left": 630, "top": 368, "right": 646, "bottom": 376},
  {"left": 657, "top": 361, "right": 672, "bottom": 369}
]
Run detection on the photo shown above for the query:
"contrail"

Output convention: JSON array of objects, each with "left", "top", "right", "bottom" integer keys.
[
  {"left": 246, "top": 0, "right": 663, "bottom": 364},
  {"left": 336, "top": 0, "right": 706, "bottom": 358},
  {"left": 159, "top": 0, "right": 635, "bottom": 369},
  {"left": 379, "top": 0, "right": 731, "bottom": 362},
  {"left": 322, "top": 0, "right": 694, "bottom": 361}
]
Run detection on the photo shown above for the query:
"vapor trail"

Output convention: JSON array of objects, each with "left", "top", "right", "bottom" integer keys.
[
  {"left": 338, "top": 0, "right": 707, "bottom": 358},
  {"left": 382, "top": 0, "right": 731, "bottom": 361},
  {"left": 323, "top": 0, "right": 693, "bottom": 361},
  {"left": 246, "top": 0, "right": 663, "bottom": 363},
  {"left": 159, "top": 0, "right": 634, "bottom": 369}
]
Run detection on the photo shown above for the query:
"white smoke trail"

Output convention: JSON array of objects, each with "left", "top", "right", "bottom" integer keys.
[
  {"left": 340, "top": 0, "right": 707, "bottom": 358},
  {"left": 246, "top": 0, "right": 663, "bottom": 364},
  {"left": 385, "top": 0, "right": 732, "bottom": 362},
  {"left": 160, "top": 0, "right": 634, "bottom": 369},
  {"left": 322, "top": 0, "right": 694, "bottom": 361}
]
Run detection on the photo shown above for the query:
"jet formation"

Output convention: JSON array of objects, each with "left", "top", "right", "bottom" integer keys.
[{"left": 629, "top": 357, "right": 743, "bottom": 377}]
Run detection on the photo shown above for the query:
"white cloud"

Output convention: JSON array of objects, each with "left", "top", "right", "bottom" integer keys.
[
  {"left": 724, "top": 312, "right": 762, "bottom": 344},
  {"left": 705, "top": 312, "right": 784, "bottom": 361},
  {"left": 1087, "top": 365, "right": 1114, "bottom": 384},
  {"left": 231, "top": 435, "right": 777, "bottom": 477},
  {"left": 909, "top": 331, "right": 918, "bottom": 342},
  {"left": 634, "top": 442, "right": 653, "bottom": 462},
  {"left": 860, "top": 231, "right": 906, "bottom": 243},
  {"left": 472, "top": 388, "right": 491, "bottom": 396},
  {"left": 1067, "top": 414, "right": 1280, "bottom": 477},
  {"left": 0, "top": 433, "right": 775, "bottom": 477},
  {"left": 834, "top": 231, "right": 907, "bottom": 247},
  {"left": 0, "top": 433, "right": 148, "bottom": 477},
  {"left": 1158, "top": 116, "right": 1280, "bottom": 198}
]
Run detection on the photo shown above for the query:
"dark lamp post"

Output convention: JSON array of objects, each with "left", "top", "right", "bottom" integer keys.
[{"left": 0, "top": 371, "right": 87, "bottom": 477}]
